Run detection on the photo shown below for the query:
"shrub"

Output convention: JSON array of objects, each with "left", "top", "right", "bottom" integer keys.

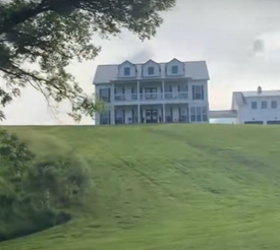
[
  {"left": 26, "top": 151, "right": 92, "bottom": 207},
  {"left": 0, "top": 130, "right": 91, "bottom": 242}
]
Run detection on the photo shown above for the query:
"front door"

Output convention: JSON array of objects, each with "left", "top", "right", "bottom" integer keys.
[{"left": 146, "top": 109, "right": 158, "bottom": 123}]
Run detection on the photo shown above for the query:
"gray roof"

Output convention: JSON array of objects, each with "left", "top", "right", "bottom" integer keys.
[
  {"left": 93, "top": 60, "right": 209, "bottom": 84},
  {"left": 231, "top": 89, "right": 280, "bottom": 109},
  {"left": 239, "top": 90, "right": 280, "bottom": 97}
]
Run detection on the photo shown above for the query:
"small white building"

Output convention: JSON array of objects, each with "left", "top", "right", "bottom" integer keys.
[
  {"left": 93, "top": 59, "right": 210, "bottom": 125},
  {"left": 232, "top": 86, "right": 280, "bottom": 124}
]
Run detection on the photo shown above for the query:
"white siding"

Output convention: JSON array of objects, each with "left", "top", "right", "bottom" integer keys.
[
  {"left": 189, "top": 80, "right": 208, "bottom": 101},
  {"left": 165, "top": 81, "right": 188, "bottom": 93},
  {"left": 237, "top": 96, "right": 280, "bottom": 124},
  {"left": 142, "top": 60, "right": 161, "bottom": 77},
  {"left": 165, "top": 59, "right": 184, "bottom": 76},
  {"left": 118, "top": 61, "right": 137, "bottom": 78}
]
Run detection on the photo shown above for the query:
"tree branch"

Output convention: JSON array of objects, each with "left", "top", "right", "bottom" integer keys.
[{"left": 0, "top": 2, "right": 49, "bottom": 34}]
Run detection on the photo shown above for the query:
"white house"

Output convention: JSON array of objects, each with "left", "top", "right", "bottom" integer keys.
[
  {"left": 93, "top": 58, "right": 210, "bottom": 125},
  {"left": 231, "top": 86, "right": 280, "bottom": 124}
]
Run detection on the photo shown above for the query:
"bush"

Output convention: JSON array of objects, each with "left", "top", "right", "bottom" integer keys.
[
  {"left": 26, "top": 151, "right": 92, "bottom": 207},
  {"left": 0, "top": 130, "right": 91, "bottom": 242}
]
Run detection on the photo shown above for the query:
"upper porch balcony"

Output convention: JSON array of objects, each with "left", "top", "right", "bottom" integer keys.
[
  {"left": 97, "top": 80, "right": 193, "bottom": 103},
  {"left": 113, "top": 92, "right": 189, "bottom": 102},
  {"left": 96, "top": 78, "right": 206, "bottom": 104}
]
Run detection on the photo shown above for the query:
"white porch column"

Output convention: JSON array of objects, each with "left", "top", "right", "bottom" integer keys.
[
  {"left": 137, "top": 81, "right": 141, "bottom": 123},
  {"left": 162, "top": 80, "right": 166, "bottom": 122},
  {"left": 161, "top": 80, "right": 165, "bottom": 100},
  {"left": 110, "top": 83, "right": 114, "bottom": 102},
  {"left": 162, "top": 103, "right": 166, "bottom": 123},
  {"left": 110, "top": 106, "right": 115, "bottom": 125},
  {"left": 137, "top": 105, "right": 141, "bottom": 123},
  {"left": 137, "top": 81, "right": 140, "bottom": 100},
  {"left": 110, "top": 84, "right": 115, "bottom": 125}
]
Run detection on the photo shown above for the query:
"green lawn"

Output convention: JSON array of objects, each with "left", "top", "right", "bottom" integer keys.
[{"left": 2, "top": 124, "right": 280, "bottom": 250}]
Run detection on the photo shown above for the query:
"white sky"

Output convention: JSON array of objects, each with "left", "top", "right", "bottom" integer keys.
[{"left": 2, "top": 0, "right": 280, "bottom": 125}]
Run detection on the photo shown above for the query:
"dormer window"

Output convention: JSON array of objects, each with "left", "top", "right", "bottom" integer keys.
[
  {"left": 118, "top": 60, "right": 136, "bottom": 78},
  {"left": 166, "top": 59, "right": 184, "bottom": 76},
  {"left": 148, "top": 66, "right": 154, "bottom": 75},
  {"left": 172, "top": 65, "right": 178, "bottom": 74},
  {"left": 142, "top": 60, "right": 160, "bottom": 77},
  {"left": 124, "top": 67, "right": 130, "bottom": 76}
]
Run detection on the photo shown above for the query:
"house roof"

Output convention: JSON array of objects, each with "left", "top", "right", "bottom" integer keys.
[
  {"left": 239, "top": 90, "right": 280, "bottom": 97},
  {"left": 93, "top": 60, "right": 209, "bottom": 84},
  {"left": 231, "top": 89, "right": 280, "bottom": 109}
]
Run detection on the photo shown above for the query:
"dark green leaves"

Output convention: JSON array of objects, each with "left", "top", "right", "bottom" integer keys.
[
  {"left": 0, "top": 0, "right": 175, "bottom": 121},
  {"left": 0, "top": 130, "right": 91, "bottom": 241}
]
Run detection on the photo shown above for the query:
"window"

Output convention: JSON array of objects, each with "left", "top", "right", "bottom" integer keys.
[
  {"left": 124, "top": 67, "right": 130, "bottom": 76},
  {"left": 177, "top": 85, "right": 188, "bottom": 92},
  {"left": 100, "top": 111, "right": 110, "bottom": 125},
  {"left": 192, "top": 85, "right": 204, "bottom": 100},
  {"left": 190, "top": 107, "right": 196, "bottom": 122},
  {"left": 244, "top": 121, "right": 263, "bottom": 124},
  {"left": 261, "top": 101, "right": 267, "bottom": 109},
  {"left": 148, "top": 66, "right": 154, "bottom": 75},
  {"left": 99, "top": 88, "right": 110, "bottom": 102},
  {"left": 171, "top": 65, "right": 178, "bottom": 74},
  {"left": 271, "top": 100, "right": 277, "bottom": 109},
  {"left": 251, "top": 101, "right": 257, "bottom": 109},
  {"left": 190, "top": 107, "right": 208, "bottom": 122},
  {"left": 267, "top": 120, "right": 280, "bottom": 124}
]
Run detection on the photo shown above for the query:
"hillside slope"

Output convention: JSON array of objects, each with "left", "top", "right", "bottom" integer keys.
[{"left": 2, "top": 124, "right": 280, "bottom": 250}]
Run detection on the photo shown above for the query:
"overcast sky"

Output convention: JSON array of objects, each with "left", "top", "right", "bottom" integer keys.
[{"left": 2, "top": 0, "right": 280, "bottom": 125}]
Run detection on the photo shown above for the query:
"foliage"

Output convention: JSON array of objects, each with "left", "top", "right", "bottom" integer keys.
[
  {"left": 0, "top": 0, "right": 176, "bottom": 121},
  {"left": 26, "top": 152, "right": 92, "bottom": 208},
  {"left": 0, "top": 129, "right": 91, "bottom": 242}
]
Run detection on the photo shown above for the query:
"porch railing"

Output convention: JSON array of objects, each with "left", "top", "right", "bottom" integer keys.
[
  {"left": 114, "top": 116, "right": 189, "bottom": 124},
  {"left": 140, "top": 93, "right": 163, "bottom": 100},
  {"left": 164, "top": 92, "right": 188, "bottom": 100},
  {"left": 114, "top": 93, "right": 138, "bottom": 101},
  {"left": 110, "top": 91, "right": 189, "bottom": 102},
  {"left": 115, "top": 117, "right": 138, "bottom": 124},
  {"left": 165, "top": 115, "right": 189, "bottom": 123}
]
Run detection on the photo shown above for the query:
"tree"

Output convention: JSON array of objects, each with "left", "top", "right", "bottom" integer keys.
[{"left": 0, "top": 0, "right": 176, "bottom": 121}]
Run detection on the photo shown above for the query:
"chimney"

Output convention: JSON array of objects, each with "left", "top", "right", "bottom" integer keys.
[{"left": 257, "top": 86, "right": 262, "bottom": 93}]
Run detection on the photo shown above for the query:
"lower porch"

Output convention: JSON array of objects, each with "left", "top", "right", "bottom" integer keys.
[{"left": 99, "top": 104, "right": 191, "bottom": 125}]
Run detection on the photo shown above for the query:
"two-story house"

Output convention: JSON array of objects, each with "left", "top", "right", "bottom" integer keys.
[
  {"left": 232, "top": 86, "right": 280, "bottom": 124},
  {"left": 93, "top": 58, "right": 210, "bottom": 125}
]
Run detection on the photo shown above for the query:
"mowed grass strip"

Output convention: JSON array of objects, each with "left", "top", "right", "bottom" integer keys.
[{"left": 2, "top": 124, "right": 280, "bottom": 250}]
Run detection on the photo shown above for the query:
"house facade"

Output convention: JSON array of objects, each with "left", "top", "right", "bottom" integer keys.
[
  {"left": 232, "top": 86, "right": 280, "bottom": 124},
  {"left": 93, "top": 59, "right": 210, "bottom": 125}
]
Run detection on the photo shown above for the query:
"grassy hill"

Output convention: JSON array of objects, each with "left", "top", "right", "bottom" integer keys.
[{"left": 2, "top": 124, "right": 280, "bottom": 250}]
